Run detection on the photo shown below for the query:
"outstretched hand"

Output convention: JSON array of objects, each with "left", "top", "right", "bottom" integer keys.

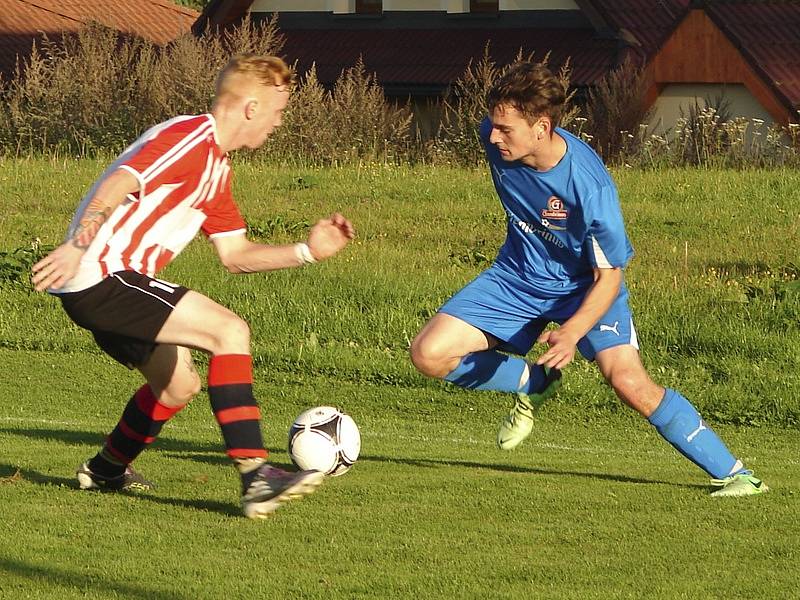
[
  {"left": 31, "top": 243, "right": 83, "bottom": 292},
  {"left": 306, "top": 213, "right": 356, "bottom": 261},
  {"left": 535, "top": 327, "right": 579, "bottom": 370}
]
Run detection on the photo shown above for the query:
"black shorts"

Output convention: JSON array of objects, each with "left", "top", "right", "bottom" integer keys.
[{"left": 58, "top": 271, "right": 190, "bottom": 369}]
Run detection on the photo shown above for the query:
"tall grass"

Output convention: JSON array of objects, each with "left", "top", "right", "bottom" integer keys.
[
  {"left": 0, "top": 17, "right": 285, "bottom": 155},
  {"left": 631, "top": 109, "right": 800, "bottom": 169},
  {"left": 0, "top": 18, "right": 413, "bottom": 164},
  {"left": 1, "top": 21, "right": 798, "bottom": 167},
  {"left": 260, "top": 59, "right": 414, "bottom": 166},
  {"left": 580, "top": 55, "right": 653, "bottom": 163}
]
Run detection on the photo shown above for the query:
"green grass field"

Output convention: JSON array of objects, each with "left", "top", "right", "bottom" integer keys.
[{"left": 1, "top": 159, "right": 798, "bottom": 599}]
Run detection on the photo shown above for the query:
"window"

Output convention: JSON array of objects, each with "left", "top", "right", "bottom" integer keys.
[
  {"left": 356, "top": 0, "right": 382, "bottom": 13},
  {"left": 470, "top": 0, "right": 498, "bottom": 12}
]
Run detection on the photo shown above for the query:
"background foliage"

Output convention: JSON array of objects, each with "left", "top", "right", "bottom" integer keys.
[{"left": 1, "top": 20, "right": 798, "bottom": 167}]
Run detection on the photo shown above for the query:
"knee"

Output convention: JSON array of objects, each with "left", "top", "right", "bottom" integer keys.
[
  {"left": 608, "top": 369, "right": 638, "bottom": 401},
  {"left": 408, "top": 337, "right": 429, "bottom": 374},
  {"left": 213, "top": 315, "right": 251, "bottom": 354},
  {"left": 607, "top": 369, "right": 662, "bottom": 415},
  {"left": 159, "top": 372, "right": 202, "bottom": 408},
  {"left": 409, "top": 336, "right": 453, "bottom": 379}
]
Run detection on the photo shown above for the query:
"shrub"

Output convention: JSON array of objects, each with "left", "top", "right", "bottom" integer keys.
[
  {"left": 261, "top": 58, "right": 414, "bottom": 165},
  {"left": 630, "top": 101, "right": 800, "bottom": 169},
  {"left": 431, "top": 45, "right": 498, "bottom": 166},
  {"left": 0, "top": 16, "right": 284, "bottom": 156},
  {"left": 1, "top": 25, "right": 153, "bottom": 155},
  {"left": 1, "top": 19, "right": 798, "bottom": 168},
  {"left": 582, "top": 55, "right": 653, "bottom": 163}
]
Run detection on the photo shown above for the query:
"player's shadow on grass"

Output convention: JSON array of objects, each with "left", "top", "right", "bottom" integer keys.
[
  {"left": 0, "top": 555, "right": 189, "bottom": 600},
  {"left": 361, "top": 454, "right": 708, "bottom": 490},
  {"left": 0, "top": 462, "right": 242, "bottom": 518},
  {"left": 0, "top": 426, "right": 225, "bottom": 455},
  {"left": 0, "top": 426, "right": 293, "bottom": 468}
]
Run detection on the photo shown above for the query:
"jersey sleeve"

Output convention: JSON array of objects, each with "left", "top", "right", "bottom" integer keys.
[
  {"left": 201, "top": 166, "right": 247, "bottom": 239},
  {"left": 583, "top": 185, "right": 633, "bottom": 269},
  {"left": 118, "top": 117, "right": 215, "bottom": 199}
]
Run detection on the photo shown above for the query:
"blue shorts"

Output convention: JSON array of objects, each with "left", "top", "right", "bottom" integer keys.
[{"left": 439, "top": 266, "right": 639, "bottom": 361}]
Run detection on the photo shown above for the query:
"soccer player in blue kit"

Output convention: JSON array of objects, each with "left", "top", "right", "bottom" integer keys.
[{"left": 410, "top": 62, "right": 767, "bottom": 497}]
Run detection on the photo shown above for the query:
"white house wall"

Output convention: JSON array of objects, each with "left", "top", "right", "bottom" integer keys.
[{"left": 650, "top": 83, "right": 777, "bottom": 133}]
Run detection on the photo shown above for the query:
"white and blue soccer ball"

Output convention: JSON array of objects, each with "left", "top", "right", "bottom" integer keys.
[{"left": 288, "top": 406, "right": 361, "bottom": 476}]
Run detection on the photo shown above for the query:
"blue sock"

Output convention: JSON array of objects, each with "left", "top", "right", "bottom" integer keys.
[
  {"left": 443, "top": 351, "right": 546, "bottom": 394},
  {"left": 648, "top": 388, "right": 744, "bottom": 479}
]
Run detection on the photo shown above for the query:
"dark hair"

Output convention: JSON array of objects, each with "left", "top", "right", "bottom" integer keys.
[{"left": 487, "top": 62, "right": 566, "bottom": 128}]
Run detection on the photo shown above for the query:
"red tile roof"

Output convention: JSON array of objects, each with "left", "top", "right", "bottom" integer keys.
[
  {"left": 190, "top": 0, "right": 800, "bottom": 118},
  {"left": 281, "top": 28, "right": 620, "bottom": 94},
  {"left": 0, "top": 0, "right": 197, "bottom": 77},
  {"left": 705, "top": 1, "right": 800, "bottom": 113},
  {"left": 191, "top": 2, "right": 687, "bottom": 92},
  {"left": 589, "top": 0, "right": 690, "bottom": 57}
]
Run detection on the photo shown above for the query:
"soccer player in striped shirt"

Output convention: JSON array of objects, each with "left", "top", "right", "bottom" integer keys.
[
  {"left": 410, "top": 62, "right": 767, "bottom": 497},
  {"left": 31, "top": 55, "right": 355, "bottom": 518}
]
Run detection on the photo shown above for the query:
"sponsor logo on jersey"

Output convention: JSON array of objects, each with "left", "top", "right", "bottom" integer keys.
[
  {"left": 541, "top": 196, "right": 568, "bottom": 221},
  {"left": 510, "top": 213, "right": 566, "bottom": 248},
  {"left": 541, "top": 218, "right": 567, "bottom": 231}
]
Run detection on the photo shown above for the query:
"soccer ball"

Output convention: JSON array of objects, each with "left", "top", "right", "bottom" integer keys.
[{"left": 288, "top": 406, "right": 361, "bottom": 476}]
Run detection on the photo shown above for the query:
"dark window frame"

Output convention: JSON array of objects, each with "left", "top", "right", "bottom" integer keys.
[
  {"left": 356, "top": 0, "right": 382, "bottom": 14},
  {"left": 470, "top": 0, "right": 499, "bottom": 13}
]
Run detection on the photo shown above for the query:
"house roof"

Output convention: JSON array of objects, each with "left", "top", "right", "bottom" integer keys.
[
  {"left": 587, "top": 0, "right": 690, "bottom": 58},
  {"left": 191, "top": 1, "right": 800, "bottom": 117},
  {"left": 279, "top": 27, "right": 621, "bottom": 95},
  {"left": 705, "top": 1, "right": 800, "bottom": 113},
  {"left": 0, "top": 0, "right": 197, "bottom": 77},
  {"left": 192, "top": 1, "right": 631, "bottom": 93},
  {"left": 195, "top": 1, "right": 688, "bottom": 95}
]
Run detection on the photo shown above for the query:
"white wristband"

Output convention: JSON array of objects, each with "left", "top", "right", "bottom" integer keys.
[{"left": 295, "top": 242, "right": 317, "bottom": 265}]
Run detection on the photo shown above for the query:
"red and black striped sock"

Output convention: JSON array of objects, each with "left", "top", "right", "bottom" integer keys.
[
  {"left": 208, "top": 355, "right": 267, "bottom": 474},
  {"left": 89, "top": 384, "right": 183, "bottom": 477}
]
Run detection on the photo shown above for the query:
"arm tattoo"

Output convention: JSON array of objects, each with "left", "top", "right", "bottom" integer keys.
[{"left": 71, "top": 202, "right": 112, "bottom": 250}]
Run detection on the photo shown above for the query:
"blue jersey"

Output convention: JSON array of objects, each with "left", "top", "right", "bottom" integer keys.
[{"left": 481, "top": 118, "right": 634, "bottom": 297}]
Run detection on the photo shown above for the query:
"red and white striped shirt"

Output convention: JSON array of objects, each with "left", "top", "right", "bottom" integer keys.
[{"left": 54, "top": 114, "right": 246, "bottom": 293}]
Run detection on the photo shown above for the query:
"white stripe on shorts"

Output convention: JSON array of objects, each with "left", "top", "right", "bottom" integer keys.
[{"left": 110, "top": 273, "right": 182, "bottom": 309}]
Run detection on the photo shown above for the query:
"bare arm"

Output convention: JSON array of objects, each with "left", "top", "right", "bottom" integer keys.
[
  {"left": 31, "top": 169, "right": 140, "bottom": 291},
  {"left": 536, "top": 267, "right": 622, "bottom": 369},
  {"left": 212, "top": 212, "right": 355, "bottom": 273}
]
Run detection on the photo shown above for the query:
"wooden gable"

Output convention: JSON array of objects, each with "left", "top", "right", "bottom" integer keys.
[{"left": 646, "top": 8, "right": 792, "bottom": 125}]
